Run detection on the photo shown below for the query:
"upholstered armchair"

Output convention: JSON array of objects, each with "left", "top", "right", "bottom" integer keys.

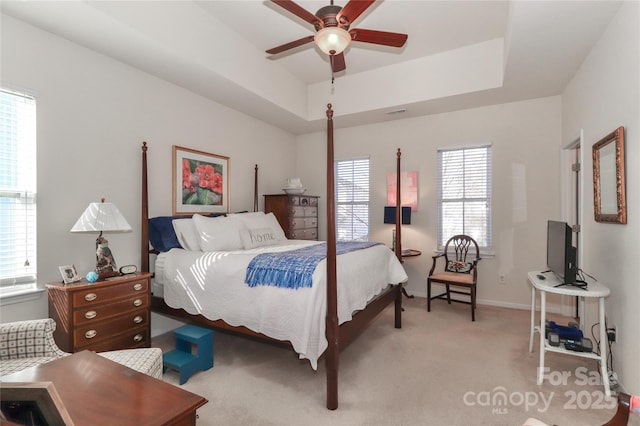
[{"left": 0, "top": 318, "right": 162, "bottom": 379}]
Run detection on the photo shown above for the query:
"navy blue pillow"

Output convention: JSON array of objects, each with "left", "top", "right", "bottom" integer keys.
[
  {"left": 149, "top": 216, "right": 183, "bottom": 252},
  {"left": 148, "top": 214, "right": 227, "bottom": 252}
]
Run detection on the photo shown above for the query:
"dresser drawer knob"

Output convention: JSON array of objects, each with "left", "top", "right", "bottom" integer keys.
[
  {"left": 84, "top": 311, "right": 97, "bottom": 320},
  {"left": 133, "top": 315, "right": 143, "bottom": 324},
  {"left": 84, "top": 293, "right": 97, "bottom": 302},
  {"left": 85, "top": 330, "right": 97, "bottom": 339},
  {"left": 133, "top": 299, "right": 143, "bottom": 307},
  {"left": 133, "top": 283, "right": 143, "bottom": 291},
  {"left": 133, "top": 334, "right": 143, "bottom": 342}
]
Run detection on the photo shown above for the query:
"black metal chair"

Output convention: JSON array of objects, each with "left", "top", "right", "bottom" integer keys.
[{"left": 427, "top": 234, "right": 481, "bottom": 321}]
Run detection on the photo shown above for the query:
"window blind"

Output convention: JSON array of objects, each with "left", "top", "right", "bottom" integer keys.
[
  {"left": 437, "top": 145, "right": 492, "bottom": 251},
  {"left": 0, "top": 88, "right": 37, "bottom": 293},
  {"left": 335, "top": 157, "right": 370, "bottom": 241}
]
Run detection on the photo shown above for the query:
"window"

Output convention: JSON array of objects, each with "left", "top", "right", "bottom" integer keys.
[
  {"left": 437, "top": 145, "right": 492, "bottom": 252},
  {"left": 0, "top": 88, "right": 37, "bottom": 296},
  {"left": 335, "top": 157, "right": 370, "bottom": 241}
]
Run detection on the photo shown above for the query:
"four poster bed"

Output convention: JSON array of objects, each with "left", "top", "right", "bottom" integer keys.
[{"left": 140, "top": 104, "right": 408, "bottom": 409}]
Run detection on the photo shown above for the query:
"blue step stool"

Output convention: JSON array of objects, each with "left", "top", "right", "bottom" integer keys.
[{"left": 163, "top": 325, "right": 214, "bottom": 384}]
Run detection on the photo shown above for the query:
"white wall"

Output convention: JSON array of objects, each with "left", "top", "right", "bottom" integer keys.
[
  {"left": 0, "top": 15, "right": 298, "bottom": 324},
  {"left": 295, "top": 97, "right": 563, "bottom": 309},
  {"left": 562, "top": 1, "right": 639, "bottom": 394}
]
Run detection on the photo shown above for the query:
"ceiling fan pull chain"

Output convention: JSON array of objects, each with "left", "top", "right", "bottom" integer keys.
[{"left": 330, "top": 53, "right": 335, "bottom": 85}]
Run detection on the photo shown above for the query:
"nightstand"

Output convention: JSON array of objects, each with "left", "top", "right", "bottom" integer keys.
[{"left": 47, "top": 272, "right": 152, "bottom": 353}]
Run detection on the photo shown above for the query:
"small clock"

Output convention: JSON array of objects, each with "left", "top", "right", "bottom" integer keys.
[{"left": 119, "top": 265, "right": 138, "bottom": 275}]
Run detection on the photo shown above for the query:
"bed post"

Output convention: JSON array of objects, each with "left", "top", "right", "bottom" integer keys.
[
  {"left": 254, "top": 164, "right": 259, "bottom": 212},
  {"left": 394, "top": 148, "right": 402, "bottom": 260},
  {"left": 325, "top": 104, "right": 339, "bottom": 411},
  {"left": 141, "top": 141, "right": 150, "bottom": 274},
  {"left": 394, "top": 148, "right": 403, "bottom": 328}
]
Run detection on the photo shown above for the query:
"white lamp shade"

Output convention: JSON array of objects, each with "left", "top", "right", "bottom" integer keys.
[
  {"left": 70, "top": 201, "right": 132, "bottom": 233},
  {"left": 314, "top": 27, "right": 351, "bottom": 55}
]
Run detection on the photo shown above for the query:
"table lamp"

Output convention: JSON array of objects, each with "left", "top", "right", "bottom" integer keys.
[
  {"left": 383, "top": 206, "right": 411, "bottom": 251},
  {"left": 70, "top": 198, "right": 132, "bottom": 280}
]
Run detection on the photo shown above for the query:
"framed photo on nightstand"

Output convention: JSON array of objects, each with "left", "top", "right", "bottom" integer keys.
[{"left": 58, "top": 265, "right": 80, "bottom": 284}]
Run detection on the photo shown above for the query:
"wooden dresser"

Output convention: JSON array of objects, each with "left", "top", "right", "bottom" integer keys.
[
  {"left": 264, "top": 194, "right": 319, "bottom": 240},
  {"left": 47, "top": 272, "right": 152, "bottom": 353}
]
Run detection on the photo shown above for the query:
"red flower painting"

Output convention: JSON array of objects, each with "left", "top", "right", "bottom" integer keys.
[{"left": 181, "top": 158, "right": 224, "bottom": 206}]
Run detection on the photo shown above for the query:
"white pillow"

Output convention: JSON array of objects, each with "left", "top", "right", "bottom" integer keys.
[
  {"left": 240, "top": 227, "right": 280, "bottom": 249},
  {"left": 227, "top": 211, "right": 265, "bottom": 227},
  {"left": 192, "top": 214, "right": 244, "bottom": 251},
  {"left": 264, "top": 212, "right": 287, "bottom": 241},
  {"left": 172, "top": 218, "right": 201, "bottom": 251},
  {"left": 228, "top": 211, "right": 286, "bottom": 241}
]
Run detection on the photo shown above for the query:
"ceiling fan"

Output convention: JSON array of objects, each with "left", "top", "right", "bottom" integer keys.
[{"left": 266, "top": 0, "right": 408, "bottom": 74}]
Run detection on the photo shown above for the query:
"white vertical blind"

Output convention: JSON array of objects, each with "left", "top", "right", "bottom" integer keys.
[
  {"left": 437, "top": 145, "right": 492, "bottom": 251},
  {"left": 0, "top": 88, "right": 37, "bottom": 292},
  {"left": 335, "top": 157, "right": 370, "bottom": 241}
]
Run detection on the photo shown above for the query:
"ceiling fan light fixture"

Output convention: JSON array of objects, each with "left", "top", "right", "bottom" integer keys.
[{"left": 314, "top": 27, "right": 351, "bottom": 55}]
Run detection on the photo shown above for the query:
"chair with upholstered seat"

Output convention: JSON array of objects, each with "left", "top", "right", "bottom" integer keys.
[{"left": 427, "top": 234, "right": 481, "bottom": 321}]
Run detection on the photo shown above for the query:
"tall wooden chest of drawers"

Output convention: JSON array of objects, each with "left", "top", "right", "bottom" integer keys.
[
  {"left": 47, "top": 272, "right": 152, "bottom": 353},
  {"left": 264, "top": 194, "right": 319, "bottom": 240}
]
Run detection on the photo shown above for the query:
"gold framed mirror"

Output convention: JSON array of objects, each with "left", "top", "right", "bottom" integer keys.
[{"left": 592, "top": 126, "right": 626, "bottom": 224}]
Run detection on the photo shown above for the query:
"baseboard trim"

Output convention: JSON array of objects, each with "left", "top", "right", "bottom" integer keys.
[{"left": 406, "top": 291, "right": 565, "bottom": 315}]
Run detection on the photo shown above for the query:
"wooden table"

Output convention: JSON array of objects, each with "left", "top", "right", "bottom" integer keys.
[
  {"left": 527, "top": 271, "right": 611, "bottom": 397},
  {"left": 1, "top": 351, "right": 207, "bottom": 425},
  {"left": 399, "top": 248, "right": 421, "bottom": 298}
]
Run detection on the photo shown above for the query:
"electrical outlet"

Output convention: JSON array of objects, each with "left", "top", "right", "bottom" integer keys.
[
  {"left": 499, "top": 274, "right": 506, "bottom": 284},
  {"left": 607, "top": 325, "right": 616, "bottom": 343}
]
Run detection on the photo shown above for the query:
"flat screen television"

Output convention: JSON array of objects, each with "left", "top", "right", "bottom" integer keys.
[{"left": 546, "top": 220, "right": 577, "bottom": 285}]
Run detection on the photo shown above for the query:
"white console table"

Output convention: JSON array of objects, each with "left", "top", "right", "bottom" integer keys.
[{"left": 528, "top": 271, "right": 611, "bottom": 396}]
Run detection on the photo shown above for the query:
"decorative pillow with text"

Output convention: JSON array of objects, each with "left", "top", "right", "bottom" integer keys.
[{"left": 240, "top": 227, "right": 279, "bottom": 249}]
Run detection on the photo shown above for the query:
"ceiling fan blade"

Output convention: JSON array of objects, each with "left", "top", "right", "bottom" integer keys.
[
  {"left": 266, "top": 35, "right": 315, "bottom": 54},
  {"left": 336, "top": 0, "right": 375, "bottom": 27},
  {"left": 271, "top": 0, "right": 321, "bottom": 26},
  {"left": 331, "top": 52, "right": 346, "bottom": 73},
  {"left": 349, "top": 28, "right": 408, "bottom": 47}
]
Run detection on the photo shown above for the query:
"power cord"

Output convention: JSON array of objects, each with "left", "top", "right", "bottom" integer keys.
[
  {"left": 577, "top": 268, "right": 597, "bottom": 283},
  {"left": 591, "top": 322, "right": 619, "bottom": 389}
]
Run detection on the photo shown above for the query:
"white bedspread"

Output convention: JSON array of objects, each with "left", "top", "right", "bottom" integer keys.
[{"left": 156, "top": 240, "right": 407, "bottom": 369}]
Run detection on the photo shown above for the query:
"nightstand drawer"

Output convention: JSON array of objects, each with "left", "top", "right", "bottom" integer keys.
[
  {"left": 290, "top": 228, "right": 317, "bottom": 240},
  {"left": 78, "top": 326, "right": 150, "bottom": 352},
  {"left": 74, "top": 309, "right": 150, "bottom": 348},
  {"left": 290, "top": 206, "right": 317, "bottom": 218},
  {"left": 73, "top": 294, "right": 149, "bottom": 326},
  {"left": 71, "top": 279, "right": 149, "bottom": 307},
  {"left": 290, "top": 217, "right": 318, "bottom": 230}
]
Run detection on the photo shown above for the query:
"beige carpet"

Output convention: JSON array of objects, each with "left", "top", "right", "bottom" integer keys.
[{"left": 153, "top": 297, "right": 637, "bottom": 426}]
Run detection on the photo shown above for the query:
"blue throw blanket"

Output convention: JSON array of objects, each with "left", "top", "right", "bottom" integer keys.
[{"left": 245, "top": 241, "right": 382, "bottom": 289}]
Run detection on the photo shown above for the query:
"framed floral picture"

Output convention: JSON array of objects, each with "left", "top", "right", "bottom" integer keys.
[{"left": 173, "top": 145, "right": 230, "bottom": 215}]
